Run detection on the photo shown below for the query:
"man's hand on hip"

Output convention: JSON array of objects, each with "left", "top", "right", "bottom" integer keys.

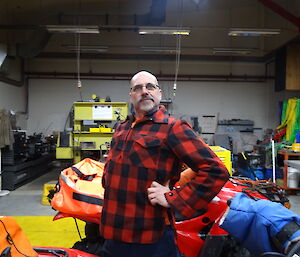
[{"left": 147, "top": 181, "right": 171, "bottom": 208}]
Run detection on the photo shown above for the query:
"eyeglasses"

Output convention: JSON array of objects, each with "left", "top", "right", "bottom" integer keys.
[{"left": 131, "top": 83, "right": 159, "bottom": 93}]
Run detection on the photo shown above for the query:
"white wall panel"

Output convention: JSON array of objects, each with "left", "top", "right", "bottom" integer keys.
[
  {"left": 0, "top": 82, "right": 27, "bottom": 129},
  {"left": 23, "top": 59, "right": 300, "bottom": 136},
  {"left": 27, "top": 79, "right": 131, "bottom": 135},
  {"left": 27, "top": 77, "right": 278, "bottom": 136}
]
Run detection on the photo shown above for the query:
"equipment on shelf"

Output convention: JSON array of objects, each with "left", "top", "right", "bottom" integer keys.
[
  {"left": 1, "top": 131, "right": 55, "bottom": 190},
  {"left": 56, "top": 100, "right": 128, "bottom": 163},
  {"left": 27, "top": 133, "right": 50, "bottom": 160},
  {"left": 237, "top": 151, "right": 266, "bottom": 180},
  {"left": 1, "top": 131, "right": 27, "bottom": 165},
  {"left": 2, "top": 131, "right": 52, "bottom": 165}
]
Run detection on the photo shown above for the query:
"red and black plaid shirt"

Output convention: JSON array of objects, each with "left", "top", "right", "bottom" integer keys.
[{"left": 100, "top": 106, "right": 229, "bottom": 243}]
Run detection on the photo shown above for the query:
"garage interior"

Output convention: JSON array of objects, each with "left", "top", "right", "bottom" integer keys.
[{"left": 0, "top": 0, "right": 300, "bottom": 255}]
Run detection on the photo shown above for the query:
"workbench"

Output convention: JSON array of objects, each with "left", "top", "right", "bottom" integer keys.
[{"left": 1, "top": 154, "right": 54, "bottom": 190}]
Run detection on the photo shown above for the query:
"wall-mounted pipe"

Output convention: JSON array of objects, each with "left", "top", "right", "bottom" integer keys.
[
  {"left": 26, "top": 71, "right": 274, "bottom": 83},
  {"left": 37, "top": 52, "right": 269, "bottom": 63}
]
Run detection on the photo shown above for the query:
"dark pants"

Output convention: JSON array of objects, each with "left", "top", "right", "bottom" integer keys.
[{"left": 101, "top": 226, "right": 181, "bottom": 257}]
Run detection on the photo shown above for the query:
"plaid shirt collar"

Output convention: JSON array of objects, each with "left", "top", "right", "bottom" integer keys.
[{"left": 123, "top": 105, "right": 169, "bottom": 124}]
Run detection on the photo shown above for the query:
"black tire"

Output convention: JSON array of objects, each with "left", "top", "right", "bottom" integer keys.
[{"left": 219, "top": 236, "right": 252, "bottom": 257}]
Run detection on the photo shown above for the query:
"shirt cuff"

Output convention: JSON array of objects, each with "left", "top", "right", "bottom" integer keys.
[{"left": 164, "top": 190, "right": 196, "bottom": 218}]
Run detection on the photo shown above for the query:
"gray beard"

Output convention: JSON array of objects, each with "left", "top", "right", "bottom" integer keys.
[{"left": 139, "top": 101, "right": 155, "bottom": 112}]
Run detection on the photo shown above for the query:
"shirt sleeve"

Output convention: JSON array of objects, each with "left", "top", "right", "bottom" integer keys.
[{"left": 164, "top": 120, "right": 229, "bottom": 218}]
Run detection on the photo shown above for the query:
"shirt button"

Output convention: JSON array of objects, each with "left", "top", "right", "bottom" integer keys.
[{"left": 169, "top": 192, "right": 174, "bottom": 196}]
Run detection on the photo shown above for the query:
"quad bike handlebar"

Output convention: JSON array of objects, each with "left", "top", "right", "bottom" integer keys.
[{"left": 260, "top": 240, "right": 300, "bottom": 257}]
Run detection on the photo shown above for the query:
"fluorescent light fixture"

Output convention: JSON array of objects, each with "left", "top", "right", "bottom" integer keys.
[
  {"left": 46, "top": 25, "right": 99, "bottom": 34},
  {"left": 212, "top": 48, "right": 254, "bottom": 55},
  {"left": 141, "top": 47, "right": 179, "bottom": 54},
  {"left": 61, "top": 44, "right": 108, "bottom": 53},
  {"left": 228, "top": 28, "right": 280, "bottom": 37},
  {"left": 139, "top": 27, "right": 190, "bottom": 35},
  {"left": 67, "top": 48, "right": 108, "bottom": 53}
]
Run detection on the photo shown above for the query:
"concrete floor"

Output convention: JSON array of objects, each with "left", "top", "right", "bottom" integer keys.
[
  {"left": 1, "top": 162, "right": 300, "bottom": 217},
  {"left": 0, "top": 163, "right": 62, "bottom": 216}
]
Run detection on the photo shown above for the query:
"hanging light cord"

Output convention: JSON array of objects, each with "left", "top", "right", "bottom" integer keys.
[
  {"left": 174, "top": 35, "right": 181, "bottom": 97},
  {"left": 173, "top": 0, "right": 183, "bottom": 99},
  {"left": 76, "top": 33, "right": 83, "bottom": 101}
]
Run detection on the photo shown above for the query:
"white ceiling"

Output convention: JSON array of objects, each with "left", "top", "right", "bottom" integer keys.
[{"left": 0, "top": 0, "right": 299, "bottom": 60}]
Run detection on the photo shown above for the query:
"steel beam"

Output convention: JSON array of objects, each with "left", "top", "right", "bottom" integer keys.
[{"left": 258, "top": 0, "right": 300, "bottom": 29}]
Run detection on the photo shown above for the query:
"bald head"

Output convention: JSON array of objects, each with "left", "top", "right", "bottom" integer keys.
[
  {"left": 130, "top": 71, "right": 158, "bottom": 88},
  {"left": 129, "top": 70, "right": 162, "bottom": 118}
]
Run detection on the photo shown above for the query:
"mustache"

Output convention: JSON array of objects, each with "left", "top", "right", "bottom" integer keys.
[{"left": 139, "top": 96, "right": 154, "bottom": 102}]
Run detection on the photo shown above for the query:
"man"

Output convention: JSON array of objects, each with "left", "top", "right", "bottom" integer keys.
[{"left": 100, "top": 71, "right": 229, "bottom": 257}]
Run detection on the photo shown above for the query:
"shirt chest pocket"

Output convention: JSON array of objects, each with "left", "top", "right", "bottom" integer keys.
[
  {"left": 110, "top": 131, "right": 125, "bottom": 151},
  {"left": 129, "top": 135, "right": 163, "bottom": 169}
]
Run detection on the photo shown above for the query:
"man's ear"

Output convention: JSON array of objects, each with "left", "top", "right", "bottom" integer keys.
[
  {"left": 159, "top": 89, "right": 163, "bottom": 96},
  {"left": 129, "top": 93, "right": 133, "bottom": 103},
  {"left": 158, "top": 90, "right": 163, "bottom": 102}
]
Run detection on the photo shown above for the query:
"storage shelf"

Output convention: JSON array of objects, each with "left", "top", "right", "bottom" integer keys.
[{"left": 278, "top": 151, "right": 300, "bottom": 191}]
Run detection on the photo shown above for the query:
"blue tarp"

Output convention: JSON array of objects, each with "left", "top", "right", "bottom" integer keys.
[{"left": 219, "top": 193, "right": 300, "bottom": 256}]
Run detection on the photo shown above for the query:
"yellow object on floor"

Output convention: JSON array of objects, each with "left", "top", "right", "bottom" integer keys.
[
  {"left": 13, "top": 216, "right": 85, "bottom": 248},
  {"left": 41, "top": 182, "right": 56, "bottom": 205}
]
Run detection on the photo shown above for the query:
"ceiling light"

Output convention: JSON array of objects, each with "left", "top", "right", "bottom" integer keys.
[
  {"left": 67, "top": 48, "right": 108, "bottom": 53},
  {"left": 141, "top": 47, "right": 179, "bottom": 54},
  {"left": 46, "top": 25, "right": 99, "bottom": 34},
  {"left": 61, "top": 44, "right": 108, "bottom": 53},
  {"left": 212, "top": 48, "right": 254, "bottom": 55},
  {"left": 228, "top": 28, "right": 280, "bottom": 37},
  {"left": 139, "top": 27, "right": 190, "bottom": 35}
]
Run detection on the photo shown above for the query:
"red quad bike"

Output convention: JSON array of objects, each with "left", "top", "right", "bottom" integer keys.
[
  {"left": 0, "top": 164, "right": 291, "bottom": 257},
  {"left": 45, "top": 176, "right": 290, "bottom": 257},
  {"left": 169, "top": 177, "right": 289, "bottom": 257}
]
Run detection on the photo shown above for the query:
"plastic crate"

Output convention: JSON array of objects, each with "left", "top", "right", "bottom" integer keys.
[
  {"left": 239, "top": 167, "right": 265, "bottom": 180},
  {"left": 210, "top": 146, "right": 232, "bottom": 175},
  {"left": 265, "top": 167, "right": 283, "bottom": 180}
]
